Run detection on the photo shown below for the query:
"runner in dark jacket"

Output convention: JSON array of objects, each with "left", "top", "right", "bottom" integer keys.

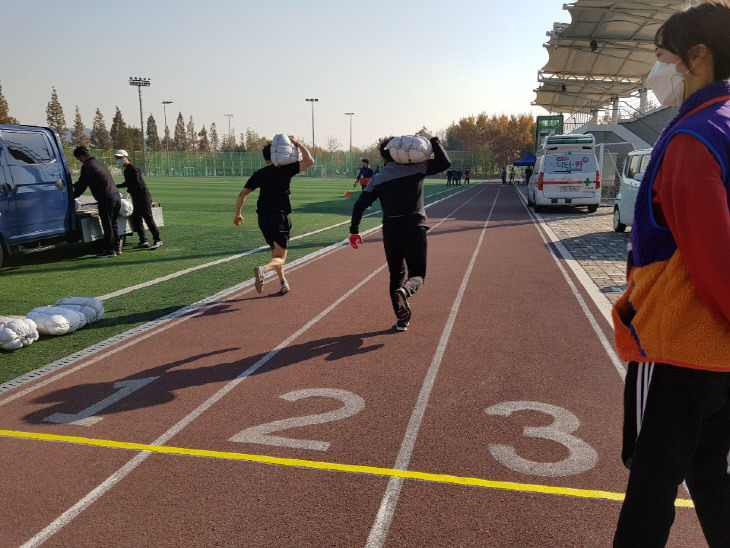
[{"left": 349, "top": 130, "right": 451, "bottom": 331}]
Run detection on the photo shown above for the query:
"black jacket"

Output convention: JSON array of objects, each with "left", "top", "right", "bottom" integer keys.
[
  {"left": 350, "top": 138, "right": 451, "bottom": 233},
  {"left": 73, "top": 157, "right": 119, "bottom": 204},
  {"left": 117, "top": 163, "right": 150, "bottom": 200}
]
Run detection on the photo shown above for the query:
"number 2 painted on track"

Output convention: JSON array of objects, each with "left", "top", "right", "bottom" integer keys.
[
  {"left": 229, "top": 388, "right": 365, "bottom": 451},
  {"left": 485, "top": 401, "right": 598, "bottom": 477}
]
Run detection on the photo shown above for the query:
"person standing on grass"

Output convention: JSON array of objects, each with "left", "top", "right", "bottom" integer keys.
[
  {"left": 612, "top": 3, "right": 730, "bottom": 546},
  {"left": 234, "top": 136, "right": 314, "bottom": 295},
  {"left": 114, "top": 150, "right": 163, "bottom": 250},
  {"left": 348, "top": 129, "right": 451, "bottom": 332},
  {"left": 72, "top": 146, "right": 121, "bottom": 258},
  {"left": 354, "top": 158, "right": 374, "bottom": 189}
]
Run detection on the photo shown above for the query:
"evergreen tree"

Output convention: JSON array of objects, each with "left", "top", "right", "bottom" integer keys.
[
  {"left": 110, "top": 106, "right": 128, "bottom": 149},
  {"left": 173, "top": 112, "right": 186, "bottom": 151},
  {"left": 244, "top": 128, "right": 268, "bottom": 153},
  {"left": 220, "top": 134, "right": 236, "bottom": 151},
  {"left": 90, "top": 108, "right": 112, "bottom": 149},
  {"left": 126, "top": 127, "right": 142, "bottom": 151},
  {"left": 46, "top": 86, "right": 67, "bottom": 141},
  {"left": 0, "top": 85, "right": 19, "bottom": 124},
  {"left": 71, "top": 106, "right": 89, "bottom": 147},
  {"left": 209, "top": 122, "right": 219, "bottom": 151},
  {"left": 146, "top": 114, "right": 162, "bottom": 151},
  {"left": 163, "top": 126, "right": 172, "bottom": 151},
  {"left": 198, "top": 125, "right": 210, "bottom": 152},
  {"left": 186, "top": 116, "right": 196, "bottom": 151}
]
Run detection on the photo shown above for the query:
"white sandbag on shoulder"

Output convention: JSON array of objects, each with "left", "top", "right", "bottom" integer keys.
[
  {"left": 385, "top": 135, "right": 433, "bottom": 164},
  {"left": 270, "top": 134, "right": 302, "bottom": 166},
  {"left": 119, "top": 198, "right": 134, "bottom": 217},
  {"left": 55, "top": 297, "right": 104, "bottom": 323},
  {"left": 27, "top": 306, "right": 86, "bottom": 336},
  {"left": 0, "top": 316, "right": 39, "bottom": 351}
]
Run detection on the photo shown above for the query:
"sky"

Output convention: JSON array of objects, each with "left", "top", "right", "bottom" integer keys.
[{"left": 1, "top": 0, "right": 570, "bottom": 149}]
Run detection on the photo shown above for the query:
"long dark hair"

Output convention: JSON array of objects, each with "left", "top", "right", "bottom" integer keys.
[{"left": 655, "top": 1, "right": 730, "bottom": 81}]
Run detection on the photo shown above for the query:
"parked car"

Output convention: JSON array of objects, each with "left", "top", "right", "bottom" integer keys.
[
  {"left": 0, "top": 124, "right": 163, "bottom": 266},
  {"left": 613, "top": 148, "right": 652, "bottom": 232},
  {"left": 527, "top": 134, "right": 601, "bottom": 213}
]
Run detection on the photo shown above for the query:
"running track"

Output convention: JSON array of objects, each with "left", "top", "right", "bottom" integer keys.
[{"left": 0, "top": 184, "right": 705, "bottom": 546}]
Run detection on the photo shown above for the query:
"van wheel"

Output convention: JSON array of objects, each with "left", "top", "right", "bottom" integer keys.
[
  {"left": 613, "top": 206, "right": 627, "bottom": 232},
  {"left": 534, "top": 205, "right": 544, "bottom": 214},
  {"left": 527, "top": 193, "right": 534, "bottom": 207},
  {"left": 587, "top": 204, "right": 598, "bottom": 213}
]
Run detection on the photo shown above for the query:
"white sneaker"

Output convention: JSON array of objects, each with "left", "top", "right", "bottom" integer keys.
[
  {"left": 150, "top": 241, "right": 163, "bottom": 249},
  {"left": 280, "top": 279, "right": 290, "bottom": 294},
  {"left": 254, "top": 265, "right": 266, "bottom": 293}
]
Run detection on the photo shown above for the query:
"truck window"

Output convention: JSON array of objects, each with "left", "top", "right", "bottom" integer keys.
[
  {"left": 543, "top": 152, "right": 596, "bottom": 174},
  {"left": 2, "top": 131, "right": 54, "bottom": 165},
  {"left": 639, "top": 153, "right": 651, "bottom": 175}
]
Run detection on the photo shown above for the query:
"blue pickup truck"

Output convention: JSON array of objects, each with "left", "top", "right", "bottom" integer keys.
[{"left": 0, "top": 124, "right": 162, "bottom": 267}]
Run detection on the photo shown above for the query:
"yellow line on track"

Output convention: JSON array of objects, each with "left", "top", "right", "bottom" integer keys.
[{"left": 0, "top": 429, "right": 694, "bottom": 508}]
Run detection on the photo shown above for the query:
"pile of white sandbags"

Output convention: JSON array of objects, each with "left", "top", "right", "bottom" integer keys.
[
  {"left": 0, "top": 316, "right": 39, "bottom": 351},
  {"left": 270, "top": 134, "right": 302, "bottom": 166},
  {"left": 1, "top": 297, "right": 105, "bottom": 351},
  {"left": 385, "top": 135, "right": 434, "bottom": 164}
]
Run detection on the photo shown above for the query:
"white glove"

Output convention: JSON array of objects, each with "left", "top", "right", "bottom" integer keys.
[{"left": 416, "top": 128, "right": 433, "bottom": 140}]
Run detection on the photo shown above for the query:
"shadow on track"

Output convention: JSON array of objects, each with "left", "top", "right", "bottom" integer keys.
[{"left": 23, "top": 329, "right": 395, "bottom": 424}]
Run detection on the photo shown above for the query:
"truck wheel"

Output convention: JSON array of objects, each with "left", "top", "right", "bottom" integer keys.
[
  {"left": 0, "top": 239, "right": 7, "bottom": 268},
  {"left": 613, "top": 206, "right": 627, "bottom": 232},
  {"left": 587, "top": 204, "right": 599, "bottom": 213}
]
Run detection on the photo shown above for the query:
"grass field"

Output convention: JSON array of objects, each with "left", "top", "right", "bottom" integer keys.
[{"left": 0, "top": 176, "right": 457, "bottom": 383}]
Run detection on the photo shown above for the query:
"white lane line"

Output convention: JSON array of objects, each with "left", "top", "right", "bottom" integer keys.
[
  {"left": 366, "top": 186, "right": 501, "bottom": 548},
  {"left": 514, "top": 189, "right": 626, "bottom": 381},
  {"left": 0, "top": 187, "right": 472, "bottom": 399},
  {"left": 96, "top": 187, "right": 461, "bottom": 301},
  {"left": 19, "top": 186, "right": 483, "bottom": 547}
]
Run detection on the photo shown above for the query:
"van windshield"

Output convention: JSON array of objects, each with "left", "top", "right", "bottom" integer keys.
[{"left": 543, "top": 152, "right": 596, "bottom": 174}]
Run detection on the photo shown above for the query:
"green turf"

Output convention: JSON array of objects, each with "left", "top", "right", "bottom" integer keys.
[{"left": 0, "top": 177, "right": 459, "bottom": 382}]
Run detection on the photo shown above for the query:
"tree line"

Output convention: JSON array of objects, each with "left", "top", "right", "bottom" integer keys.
[{"left": 1, "top": 85, "right": 537, "bottom": 165}]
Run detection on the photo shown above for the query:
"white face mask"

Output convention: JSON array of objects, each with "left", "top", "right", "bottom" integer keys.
[{"left": 645, "top": 61, "right": 687, "bottom": 107}]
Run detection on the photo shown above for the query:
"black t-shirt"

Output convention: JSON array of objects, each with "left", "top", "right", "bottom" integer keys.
[{"left": 244, "top": 162, "right": 300, "bottom": 215}]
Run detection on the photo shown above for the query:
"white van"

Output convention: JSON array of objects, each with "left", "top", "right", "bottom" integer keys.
[
  {"left": 527, "top": 134, "right": 601, "bottom": 213},
  {"left": 613, "top": 148, "right": 652, "bottom": 232}
]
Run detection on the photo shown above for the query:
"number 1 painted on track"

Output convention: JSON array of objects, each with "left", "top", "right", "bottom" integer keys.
[{"left": 43, "top": 377, "right": 159, "bottom": 426}]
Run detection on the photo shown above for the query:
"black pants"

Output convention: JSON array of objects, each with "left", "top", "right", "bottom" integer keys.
[
  {"left": 131, "top": 194, "right": 160, "bottom": 244},
  {"left": 98, "top": 197, "right": 121, "bottom": 253},
  {"left": 382, "top": 225, "right": 427, "bottom": 318},
  {"left": 615, "top": 361, "right": 730, "bottom": 547}
]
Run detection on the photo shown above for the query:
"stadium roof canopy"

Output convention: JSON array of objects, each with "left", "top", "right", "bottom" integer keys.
[{"left": 534, "top": 1, "right": 684, "bottom": 113}]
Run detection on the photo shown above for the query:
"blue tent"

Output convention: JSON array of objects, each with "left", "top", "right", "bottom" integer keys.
[{"left": 513, "top": 153, "right": 536, "bottom": 166}]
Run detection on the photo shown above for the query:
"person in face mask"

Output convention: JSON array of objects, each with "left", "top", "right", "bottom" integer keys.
[
  {"left": 612, "top": 2, "right": 730, "bottom": 546},
  {"left": 114, "top": 150, "right": 163, "bottom": 250}
]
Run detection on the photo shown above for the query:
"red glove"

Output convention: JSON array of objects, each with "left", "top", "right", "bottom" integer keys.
[{"left": 349, "top": 234, "right": 363, "bottom": 249}]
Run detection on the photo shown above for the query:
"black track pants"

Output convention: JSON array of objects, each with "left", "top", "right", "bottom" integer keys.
[
  {"left": 382, "top": 225, "right": 427, "bottom": 318},
  {"left": 615, "top": 361, "right": 730, "bottom": 548}
]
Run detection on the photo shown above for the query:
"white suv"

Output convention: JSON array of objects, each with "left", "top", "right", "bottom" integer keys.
[
  {"left": 527, "top": 134, "right": 602, "bottom": 213},
  {"left": 613, "top": 149, "right": 652, "bottom": 232}
]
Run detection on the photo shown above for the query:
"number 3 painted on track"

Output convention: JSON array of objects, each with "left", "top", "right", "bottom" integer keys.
[{"left": 485, "top": 401, "right": 598, "bottom": 477}]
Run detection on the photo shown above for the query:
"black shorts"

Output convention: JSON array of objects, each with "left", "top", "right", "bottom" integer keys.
[{"left": 258, "top": 213, "right": 291, "bottom": 249}]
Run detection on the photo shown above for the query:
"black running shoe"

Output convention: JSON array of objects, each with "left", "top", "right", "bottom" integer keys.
[
  {"left": 395, "top": 288, "right": 411, "bottom": 321},
  {"left": 394, "top": 320, "right": 409, "bottom": 332}
]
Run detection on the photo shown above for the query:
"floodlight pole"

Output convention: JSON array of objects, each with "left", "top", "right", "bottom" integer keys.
[
  {"left": 345, "top": 112, "right": 354, "bottom": 174},
  {"left": 306, "top": 98, "right": 318, "bottom": 164},
  {"left": 129, "top": 77, "right": 151, "bottom": 173},
  {"left": 223, "top": 114, "right": 234, "bottom": 136},
  {"left": 162, "top": 100, "right": 173, "bottom": 175}
]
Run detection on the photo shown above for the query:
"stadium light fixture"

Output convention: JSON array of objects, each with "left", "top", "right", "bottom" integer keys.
[
  {"left": 129, "top": 77, "right": 151, "bottom": 173},
  {"left": 162, "top": 100, "right": 173, "bottom": 174},
  {"left": 306, "top": 98, "right": 318, "bottom": 163}
]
